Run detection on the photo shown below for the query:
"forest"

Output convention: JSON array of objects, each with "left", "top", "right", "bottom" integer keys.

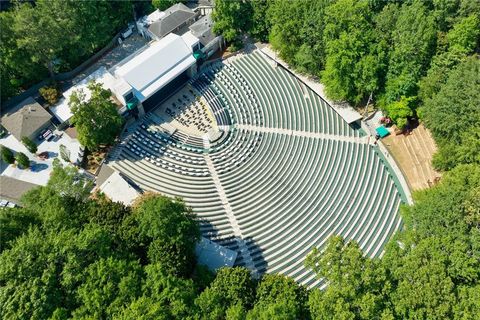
[
  {"left": 1, "top": 0, "right": 480, "bottom": 319},
  {"left": 1, "top": 157, "right": 479, "bottom": 319}
]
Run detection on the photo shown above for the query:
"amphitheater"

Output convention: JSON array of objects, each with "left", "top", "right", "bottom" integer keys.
[{"left": 108, "top": 51, "right": 408, "bottom": 287}]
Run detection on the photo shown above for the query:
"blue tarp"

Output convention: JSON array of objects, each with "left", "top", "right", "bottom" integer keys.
[{"left": 376, "top": 126, "right": 390, "bottom": 138}]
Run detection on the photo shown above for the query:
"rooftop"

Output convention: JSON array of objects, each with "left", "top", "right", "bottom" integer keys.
[
  {"left": 1, "top": 97, "right": 52, "bottom": 141},
  {"left": 98, "top": 170, "right": 140, "bottom": 206},
  {"left": 113, "top": 33, "right": 197, "bottom": 101},
  {"left": 148, "top": 3, "right": 196, "bottom": 39},
  {"left": 0, "top": 176, "right": 39, "bottom": 204},
  {"left": 189, "top": 14, "right": 216, "bottom": 46}
]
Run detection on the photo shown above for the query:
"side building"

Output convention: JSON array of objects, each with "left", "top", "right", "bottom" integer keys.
[{"left": 50, "top": 3, "right": 221, "bottom": 125}]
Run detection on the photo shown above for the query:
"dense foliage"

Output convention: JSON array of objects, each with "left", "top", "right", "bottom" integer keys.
[
  {"left": 0, "top": 0, "right": 132, "bottom": 102},
  {"left": 0, "top": 145, "right": 14, "bottom": 164},
  {"left": 21, "top": 136, "right": 37, "bottom": 154},
  {"left": 2, "top": 163, "right": 479, "bottom": 319},
  {"left": 213, "top": 0, "right": 480, "bottom": 168},
  {"left": 14, "top": 151, "right": 29, "bottom": 169},
  {"left": 69, "top": 81, "right": 124, "bottom": 151},
  {"left": 420, "top": 57, "right": 480, "bottom": 170}
]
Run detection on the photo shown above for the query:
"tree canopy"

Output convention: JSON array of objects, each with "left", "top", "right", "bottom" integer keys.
[
  {"left": 0, "top": 0, "right": 132, "bottom": 102},
  {"left": 211, "top": 0, "right": 479, "bottom": 169},
  {"left": 69, "top": 81, "right": 124, "bottom": 151}
]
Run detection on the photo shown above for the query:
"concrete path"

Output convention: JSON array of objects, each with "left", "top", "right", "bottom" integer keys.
[
  {"left": 236, "top": 124, "right": 369, "bottom": 144},
  {"left": 205, "top": 155, "right": 258, "bottom": 274}
]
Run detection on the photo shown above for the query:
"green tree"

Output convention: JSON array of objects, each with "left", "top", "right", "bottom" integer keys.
[
  {"left": 250, "top": 0, "right": 271, "bottom": 42},
  {"left": 140, "top": 262, "right": 197, "bottom": 318},
  {"left": 305, "top": 236, "right": 390, "bottom": 320},
  {"left": 268, "top": 0, "right": 331, "bottom": 73},
  {"left": 321, "top": 0, "right": 380, "bottom": 104},
  {"left": 0, "top": 226, "right": 116, "bottom": 319},
  {"left": 0, "top": 145, "right": 15, "bottom": 164},
  {"left": 72, "top": 257, "right": 143, "bottom": 319},
  {"left": 383, "top": 1, "right": 437, "bottom": 105},
  {"left": 1, "top": 0, "right": 131, "bottom": 102},
  {"left": 39, "top": 85, "right": 60, "bottom": 105},
  {"left": 0, "top": 11, "right": 44, "bottom": 102},
  {"left": 85, "top": 196, "right": 140, "bottom": 252},
  {"left": 212, "top": 0, "right": 253, "bottom": 48},
  {"left": 247, "top": 274, "right": 308, "bottom": 320},
  {"left": 59, "top": 144, "right": 71, "bottom": 162},
  {"left": 418, "top": 14, "right": 479, "bottom": 103},
  {"left": 381, "top": 164, "right": 480, "bottom": 319},
  {"left": 14, "top": 151, "right": 29, "bottom": 169},
  {"left": 47, "top": 158, "right": 94, "bottom": 200},
  {"left": 385, "top": 96, "right": 415, "bottom": 129},
  {"left": 152, "top": 0, "right": 186, "bottom": 11},
  {"left": 0, "top": 207, "right": 40, "bottom": 253},
  {"left": 134, "top": 194, "right": 200, "bottom": 277},
  {"left": 196, "top": 267, "right": 256, "bottom": 319},
  {"left": 69, "top": 81, "right": 123, "bottom": 151},
  {"left": 11, "top": 1, "right": 73, "bottom": 81},
  {"left": 21, "top": 136, "right": 37, "bottom": 154},
  {"left": 421, "top": 57, "right": 480, "bottom": 170}
]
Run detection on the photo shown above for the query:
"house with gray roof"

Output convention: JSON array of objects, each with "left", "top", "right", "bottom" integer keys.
[
  {"left": 147, "top": 3, "right": 198, "bottom": 40},
  {"left": 1, "top": 97, "right": 52, "bottom": 141},
  {"left": 0, "top": 176, "right": 40, "bottom": 204},
  {"left": 189, "top": 14, "right": 216, "bottom": 47}
]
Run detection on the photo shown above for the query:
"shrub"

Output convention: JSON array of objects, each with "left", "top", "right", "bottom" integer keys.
[
  {"left": 21, "top": 136, "right": 37, "bottom": 154},
  {"left": 15, "top": 152, "right": 30, "bottom": 169},
  {"left": 59, "top": 144, "right": 70, "bottom": 162},
  {"left": 384, "top": 96, "right": 415, "bottom": 129},
  {"left": 0, "top": 145, "right": 15, "bottom": 164},
  {"left": 39, "top": 86, "right": 60, "bottom": 105}
]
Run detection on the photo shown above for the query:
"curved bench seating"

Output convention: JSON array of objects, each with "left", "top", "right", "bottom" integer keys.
[{"left": 107, "top": 51, "right": 407, "bottom": 288}]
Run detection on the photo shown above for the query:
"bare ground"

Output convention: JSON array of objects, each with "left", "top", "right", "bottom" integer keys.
[{"left": 383, "top": 124, "right": 441, "bottom": 191}]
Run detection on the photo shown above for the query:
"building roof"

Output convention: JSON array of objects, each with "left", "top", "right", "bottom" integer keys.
[
  {"left": 147, "top": 3, "right": 195, "bottom": 39},
  {"left": 189, "top": 14, "right": 216, "bottom": 46},
  {"left": 195, "top": 237, "right": 238, "bottom": 271},
  {"left": 50, "top": 67, "right": 131, "bottom": 123},
  {"left": 99, "top": 170, "right": 140, "bottom": 206},
  {"left": 146, "top": 9, "right": 165, "bottom": 24},
  {"left": 1, "top": 97, "right": 52, "bottom": 141},
  {"left": 96, "top": 164, "right": 115, "bottom": 187},
  {"left": 113, "top": 33, "right": 197, "bottom": 101},
  {"left": 0, "top": 176, "right": 40, "bottom": 204}
]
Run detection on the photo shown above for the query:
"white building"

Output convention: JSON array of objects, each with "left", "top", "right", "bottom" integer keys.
[
  {"left": 97, "top": 169, "right": 141, "bottom": 206},
  {"left": 51, "top": 32, "right": 200, "bottom": 123}
]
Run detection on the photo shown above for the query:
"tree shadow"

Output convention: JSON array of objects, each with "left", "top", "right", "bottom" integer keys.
[
  {"left": 30, "top": 162, "right": 49, "bottom": 172},
  {"left": 198, "top": 219, "right": 267, "bottom": 278}
]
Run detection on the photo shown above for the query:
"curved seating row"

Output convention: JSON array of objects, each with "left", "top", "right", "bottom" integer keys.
[{"left": 108, "top": 51, "right": 406, "bottom": 288}]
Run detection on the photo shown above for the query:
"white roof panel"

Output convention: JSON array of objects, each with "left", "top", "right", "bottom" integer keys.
[
  {"left": 50, "top": 97, "right": 73, "bottom": 123},
  {"left": 99, "top": 171, "right": 140, "bottom": 206},
  {"left": 141, "top": 54, "right": 196, "bottom": 100},
  {"left": 182, "top": 31, "right": 200, "bottom": 49},
  {"left": 114, "top": 33, "right": 194, "bottom": 94}
]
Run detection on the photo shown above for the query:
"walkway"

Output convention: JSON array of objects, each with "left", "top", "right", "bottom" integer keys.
[
  {"left": 205, "top": 155, "right": 258, "bottom": 275},
  {"left": 236, "top": 124, "right": 368, "bottom": 144}
]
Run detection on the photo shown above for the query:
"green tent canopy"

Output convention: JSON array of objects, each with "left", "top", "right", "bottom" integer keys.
[{"left": 376, "top": 126, "right": 390, "bottom": 138}]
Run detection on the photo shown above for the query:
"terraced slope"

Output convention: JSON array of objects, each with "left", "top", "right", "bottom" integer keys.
[{"left": 109, "top": 51, "right": 407, "bottom": 287}]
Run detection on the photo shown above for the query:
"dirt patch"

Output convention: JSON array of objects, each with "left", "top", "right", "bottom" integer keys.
[
  {"left": 83, "top": 146, "right": 111, "bottom": 175},
  {"left": 383, "top": 124, "right": 441, "bottom": 191}
]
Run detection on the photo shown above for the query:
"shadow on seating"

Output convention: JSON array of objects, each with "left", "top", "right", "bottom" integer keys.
[{"left": 198, "top": 219, "right": 267, "bottom": 278}]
